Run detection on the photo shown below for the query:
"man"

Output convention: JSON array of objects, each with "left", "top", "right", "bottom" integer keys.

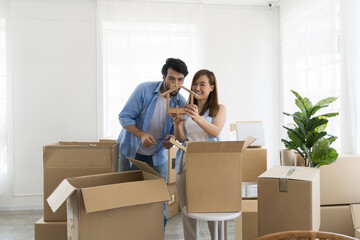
[{"left": 117, "top": 58, "right": 188, "bottom": 225}]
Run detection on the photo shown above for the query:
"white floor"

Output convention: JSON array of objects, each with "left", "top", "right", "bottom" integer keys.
[{"left": 0, "top": 210, "right": 236, "bottom": 240}]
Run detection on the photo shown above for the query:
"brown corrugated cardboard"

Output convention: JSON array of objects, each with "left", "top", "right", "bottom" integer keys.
[
  {"left": 258, "top": 166, "right": 320, "bottom": 236},
  {"left": 43, "top": 141, "right": 119, "bottom": 221},
  {"left": 167, "top": 147, "right": 177, "bottom": 184},
  {"left": 351, "top": 204, "right": 360, "bottom": 238},
  {"left": 235, "top": 199, "right": 258, "bottom": 240},
  {"left": 34, "top": 218, "right": 66, "bottom": 240},
  {"left": 320, "top": 205, "right": 354, "bottom": 237},
  {"left": 242, "top": 148, "right": 267, "bottom": 182},
  {"left": 47, "top": 158, "right": 170, "bottom": 240},
  {"left": 167, "top": 182, "right": 180, "bottom": 219},
  {"left": 320, "top": 154, "right": 360, "bottom": 205},
  {"left": 182, "top": 137, "right": 255, "bottom": 213}
]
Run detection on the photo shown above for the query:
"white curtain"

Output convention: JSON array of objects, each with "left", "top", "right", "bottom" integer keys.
[
  {"left": 97, "top": 0, "right": 199, "bottom": 139},
  {"left": 279, "top": 0, "right": 341, "bottom": 151},
  {"left": 0, "top": 0, "right": 11, "bottom": 196},
  {"left": 340, "top": 0, "right": 360, "bottom": 154}
]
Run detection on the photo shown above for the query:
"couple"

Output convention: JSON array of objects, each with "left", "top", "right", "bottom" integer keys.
[{"left": 117, "top": 58, "right": 226, "bottom": 240}]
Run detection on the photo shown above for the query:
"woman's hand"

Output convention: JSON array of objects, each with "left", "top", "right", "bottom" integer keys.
[
  {"left": 169, "top": 105, "right": 185, "bottom": 125},
  {"left": 185, "top": 104, "right": 201, "bottom": 122}
]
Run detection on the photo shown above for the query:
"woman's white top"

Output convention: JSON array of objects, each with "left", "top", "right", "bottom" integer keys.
[{"left": 185, "top": 116, "right": 209, "bottom": 141}]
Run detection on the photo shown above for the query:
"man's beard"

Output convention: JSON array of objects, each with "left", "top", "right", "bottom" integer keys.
[{"left": 165, "top": 82, "right": 180, "bottom": 96}]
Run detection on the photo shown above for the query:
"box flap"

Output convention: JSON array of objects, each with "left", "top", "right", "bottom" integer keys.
[
  {"left": 242, "top": 136, "right": 257, "bottom": 151},
  {"left": 350, "top": 204, "right": 360, "bottom": 229},
  {"left": 47, "top": 179, "right": 76, "bottom": 213},
  {"left": 81, "top": 178, "right": 171, "bottom": 213},
  {"left": 259, "top": 166, "right": 319, "bottom": 181},
  {"left": 186, "top": 141, "right": 247, "bottom": 153},
  {"left": 169, "top": 137, "right": 186, "bottom": 152},
  {"left": 128, "top": 158, "right": 160, "bottom": 177}
]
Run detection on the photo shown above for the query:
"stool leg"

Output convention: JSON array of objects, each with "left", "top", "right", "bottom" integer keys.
[
  {"left": 196, "top": 219, "right": 199, "bottom": 240},
  {"left": 219, "top": 220, "right": 224, "bottom": 240},
  {"left": 214, "top": 221, "right": 218, "bottom": 240}
]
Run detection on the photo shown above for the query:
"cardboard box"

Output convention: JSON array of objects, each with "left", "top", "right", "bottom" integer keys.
[
  {"left": 320, "top": 154, "right": 360, "bottom": 205},
  {"left": 173, "top": 137, "right": 255, "bottom": 213},
  {"left": 47, "top": 158, "right": 170, "bottom": 240},
  {"left": 167, "top": 182, "right": 180, "bottom": 219},
  {"left": 167, "top": 147, "right": 177, "bottom": 184},
  {"left": 351, "top": 204, "right": 360, "bottom": 239},
  {"left": 43, "top": 141, "right": 119, "bottom": 221},
  {"left": 242, "top": 148, "right": 267, "bottom": 182},
  {"left": 34, "top": 218, "right": 66, "bottom": 240},
  {"left": 258, "top": 166, "right": 320, "bottom": 236},
  {"left": 320, "top": 205, "right": 354, "bottom": 237},
  {"left": 235, "top": 199, "right": 258, "bottom": 240}
]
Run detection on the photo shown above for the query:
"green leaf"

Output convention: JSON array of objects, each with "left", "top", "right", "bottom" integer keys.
[
  {"left": 307, "top": 118, "right": 328, "bottom": 132},
  {"left": 315, "top": 112, "right": 339, "bottom": 118},
  {"left": 281, "top": 139, "right": 298, "bottom": 151},
  {"left": 315, "top": 97, "right": 337, "bottom": 107},
  {"left": 306, "top": 132, "right": 327, "bottom": 148},
  {"left": 327, "top": 135, "right": 337, "bottom": 145},
  {"left": 294, "top": 117, "right": 306, "bottom": 136},
  {"left": 312, "top": 148, "right": 338, "bottom": 168},
  {"left": 284, "top": 126, "right": 306, "bottom": 147},
  {"left": 309, "top": 105, "right": 323, "bottom": 117},
  {"left": 311, "top": 138, "right": 330, "bottom": 162}
]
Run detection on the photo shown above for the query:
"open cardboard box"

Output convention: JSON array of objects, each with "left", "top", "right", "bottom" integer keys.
[
  {"left": 47, "top": 158, "right": 170, "bottom": 240},
  {"left": 43, "top": 141, "right": 119, "bottom": 221},
  {"left": 258, "top": 166, "right": 320, "bottom": 236},
  {"left": 170, "top": 136, "right": 255, "bottom": 213}
]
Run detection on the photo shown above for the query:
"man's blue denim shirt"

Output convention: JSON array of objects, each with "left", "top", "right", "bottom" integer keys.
[{"left": 117, "top": 81, "right": 186, "bottom": 166}]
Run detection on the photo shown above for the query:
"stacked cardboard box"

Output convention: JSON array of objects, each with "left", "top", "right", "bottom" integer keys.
[
  {"left": 47, "top": 158, "right": 170, "bottom": 240},
  {"left": 230, "top": 122, "right": 267, "bottom": 240},
  {"left": 34, "top": 141, "right": 119, "bottom": 240},
  {"left": 258, "top": 166, "right": 320, "bottom": 236},
  {"left": 166, "top": 147, "right": 180, "bottom": 219},
  {"left": 320, "top": 155, "right": 360, "bottom": 237}
]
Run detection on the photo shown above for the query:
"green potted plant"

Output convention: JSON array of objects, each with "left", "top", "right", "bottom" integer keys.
[{"left": 281, "top": 90, "right": 339, "bottom": 168}]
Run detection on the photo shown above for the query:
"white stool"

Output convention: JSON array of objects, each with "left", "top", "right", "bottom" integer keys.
[{"left": 182, "top": 206, "right": 241, "bottom": 240}]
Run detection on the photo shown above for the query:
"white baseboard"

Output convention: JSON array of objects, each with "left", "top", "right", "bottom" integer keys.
[{"left": 0, "top": 205, "right": 43, "bottom": 212}]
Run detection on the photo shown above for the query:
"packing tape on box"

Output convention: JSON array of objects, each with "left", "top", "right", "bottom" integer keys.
[{"left": 279, "top": 167, "right": 296, "bottom": 192}]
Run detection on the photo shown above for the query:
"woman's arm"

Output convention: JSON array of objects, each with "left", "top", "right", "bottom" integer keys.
[{"left": 186, "top": 104, "right": 226, "bottom": 138}]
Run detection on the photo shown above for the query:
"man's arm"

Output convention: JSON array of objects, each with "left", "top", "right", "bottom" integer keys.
[{"left": 124, "top": 125, "right": 156, "bottom": 148}]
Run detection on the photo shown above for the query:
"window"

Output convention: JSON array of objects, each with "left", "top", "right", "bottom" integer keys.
[
  {"left": 101, "top": 21, "right": 196, "bottom": 139},
  {"left": 280, "top": 0, "right": 341, "bottom": 150}
]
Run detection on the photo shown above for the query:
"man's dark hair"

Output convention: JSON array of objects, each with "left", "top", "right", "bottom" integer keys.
[{"left": 161, "top": 58, "right": 188, "bottom": 77}]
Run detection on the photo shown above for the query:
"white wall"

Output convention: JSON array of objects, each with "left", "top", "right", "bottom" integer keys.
[
  {"left": 0, "top": 1, "right": 280, "bottom": 210},
  {"left": 0, "top": 0, "right": 97, "bottom": 210},
  {"left": 196, "top": 5, "right": 280, "bottom": 169}
]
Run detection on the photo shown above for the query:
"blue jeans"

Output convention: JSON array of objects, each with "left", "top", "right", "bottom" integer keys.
[{"left": 119, "top": 153, "right": 168, "bottom": 227}]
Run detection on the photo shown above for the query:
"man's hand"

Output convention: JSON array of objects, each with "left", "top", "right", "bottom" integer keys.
[
  {"left": 140, "top": 133, "right": 156, "bottom": 148},
  {"left": 162, "top": 134, "right": 174, "bottom": 149}
]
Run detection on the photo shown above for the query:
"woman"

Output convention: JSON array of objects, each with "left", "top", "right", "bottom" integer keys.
[{"left": 171, "top": 69, "right": 226, "bottom": 240}]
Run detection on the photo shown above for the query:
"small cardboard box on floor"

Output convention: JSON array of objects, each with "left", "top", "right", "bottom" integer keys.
[
  {"left": 43, "top": 141, "right": 119, "bottom": 222},
  {"left": 47, "top": 159, "right": 170, "bottom": 240},
  {"left": 258, "top": 166, "right": 320, "bottom": 237},
  {"left": 167, "top": 182, "right": 180, "bottom": 219},
  {"left": 171, "top": 136, "right": 255, "bottom": 213},
  {"left": 235, "top": 199, "right": 258, "bottom": 240},
  {"left": 320, "top": 154, "right": 360, "bottom": 205},
  {"left": 34, "top": 218, "right": 66, "bottom": 240}
]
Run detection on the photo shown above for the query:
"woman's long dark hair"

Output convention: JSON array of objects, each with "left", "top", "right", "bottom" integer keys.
[{"left": 187, "top": 69, "right": 219, "bottom": 117}]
